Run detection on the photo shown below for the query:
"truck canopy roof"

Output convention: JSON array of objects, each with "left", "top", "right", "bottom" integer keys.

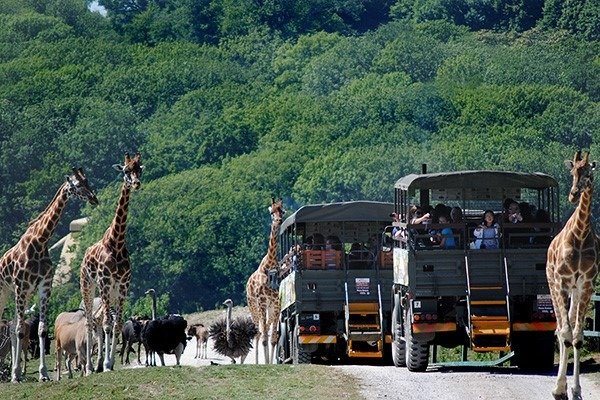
[
  {"left": 280, "top": 201, "right": 393, "bottom": 233},
  {"left": 395, "top": 170, "right": 558, "bottom": 191}
]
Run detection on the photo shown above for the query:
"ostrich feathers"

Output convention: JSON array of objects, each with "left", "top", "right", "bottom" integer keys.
[{"left": 209, "top": 314, "right": 258, "bottom": 362}]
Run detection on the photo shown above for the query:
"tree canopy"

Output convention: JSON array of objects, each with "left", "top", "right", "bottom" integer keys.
[{"left": 0, "top": 0, "right": 598, "bottom": 319}]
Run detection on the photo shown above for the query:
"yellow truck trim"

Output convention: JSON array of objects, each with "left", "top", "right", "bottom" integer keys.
[
  {"left": 298, "top": 335, "right": 337, "bottom": 344},
  {"left": 412, "top": 322, "right": 456, "bottom": 333}
]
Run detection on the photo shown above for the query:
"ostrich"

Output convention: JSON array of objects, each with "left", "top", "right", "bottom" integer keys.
[{"left": 209, "top": 299, "right": 258, "bottom": 364}]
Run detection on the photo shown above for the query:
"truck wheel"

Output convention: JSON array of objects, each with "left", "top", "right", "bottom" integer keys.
[
  {"left": 298, "top": 350, "right": 311, "bottom": 364},
  {"left": 391, "top": 305, "right": 406, "bottom": 367},
  {"left": 404, "top": 309, "right": 429, "bottom": 372},
  {"left": 291, "top": 326, "right": 312, "bottom": 364}
]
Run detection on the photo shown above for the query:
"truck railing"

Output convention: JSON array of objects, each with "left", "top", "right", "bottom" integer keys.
[
  {"left": 464, "top": 254, "right": 472, "bottom": 333},
  {"left": 377, "top": 282, "right": 384, "bottom": 341},
  {"left": 403, "top": 222, "right": 558, "bottom": 251},
  {"left": 503, "top": 256, "right": 512, "bottom": 323},
  {"left": 344, "top": 281, "right": 350, "bottom": 341},
  {"left": 584, "top": 294, "right": 600, "bottom": 338}
]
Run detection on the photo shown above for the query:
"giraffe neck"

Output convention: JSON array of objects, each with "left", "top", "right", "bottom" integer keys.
[
  {"left": 103, "top": 182, "right": 131, "bottom": 249},
  {"left": 25, "top": 183, "right": 70, "bottom": 245},
  {"left": 568, "top": 187, "right": 593, "bottom": 240},
  {"left": 259, "top": 219, "right": 280, "bottom": 274}
]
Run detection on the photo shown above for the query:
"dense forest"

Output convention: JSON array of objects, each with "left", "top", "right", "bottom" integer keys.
[{"left": 0, "top": 0, "right": 598, "bottom": 318}]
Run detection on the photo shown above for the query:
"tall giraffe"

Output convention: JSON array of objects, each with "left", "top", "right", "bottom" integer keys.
[
  {"left": 547, "top": 150, "right": 600, "bottom": 400},
  {"left": 80, "top": 152, "right": 143, "bottom": 374},
  {"left": 0, "top": 168, "right": 98, "bottom": 382},
  {"left": 246, "top": 198, "right": 285, "bottom": 364}
]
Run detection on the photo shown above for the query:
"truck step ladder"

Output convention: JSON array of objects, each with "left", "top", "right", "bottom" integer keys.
[
  {"left": 345, "top": 302, "right": 383, "bottom": 358},
  {"left": 468, "top": 286, "right": 511, "bottom": 352}
]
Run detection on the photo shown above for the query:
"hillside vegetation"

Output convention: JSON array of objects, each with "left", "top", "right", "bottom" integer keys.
[{"left": 0, "top": 0, "right": 598, "bottom": 319}]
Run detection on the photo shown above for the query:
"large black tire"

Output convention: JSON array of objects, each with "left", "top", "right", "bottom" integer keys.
[
  {"left": 391, "top": 304, "right": 406, "bottom": 367},
  {"left": 512, "top": 331, "right": 555, "bottom": 371},
  {"left": 298, "top": 350, "right": 312, "bottom": 364},
  {"left": 404, "top": 309, "right": 430, "bottom": 372},
  {"left": 291, "top": 326, "right": 312, "bottom": 365}
]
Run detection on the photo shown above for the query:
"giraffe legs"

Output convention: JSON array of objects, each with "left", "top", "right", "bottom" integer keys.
[
  {"left": 570, "top": 283, "right": 594, "bottom": 400},
  {"left": 247, "top": 297, "right": 265, "bottom": 365},
  {"left": 100, "top": 287, "right": 114, "bottom": 371},
  {"left": 267, "top": 304, "right": 281, "bottom": 365},
  {"left": 548, "top": 267, "right": 570, "bottom": 399},
  {"left": 11, "top": 287, "right": 28, "bottom": 383},
  {"left": 550, "top": 276, "right": 595, "bottom": 400},
  {"left": 108, "top": 295, "right": 125, "bottom": 371},
  {"left": 81, "top": 278, "right": 96, "bottom": 376},
  {"left": 36, "top": 277, "right": 52, "bottom": 381}
]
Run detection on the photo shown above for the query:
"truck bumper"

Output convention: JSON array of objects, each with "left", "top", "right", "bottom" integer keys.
[
  {"left": 412, "top": 322, "right": 457, "bottom": 333},
  {"left": 512, "top": 322, "right": 556, "bottom": 332}
]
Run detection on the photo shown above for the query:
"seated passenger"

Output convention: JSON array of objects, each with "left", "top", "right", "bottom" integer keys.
[
  {"left": 409, "top": 205, "right": 431, "bottom": 225},
  {"left": 325, "top": 235, "right": 342, "bottom": 251},
  {"left": 450, "top": 206, "right": 464, "bottom": 224},
  {"left": 432, "top": 214, "right": 456, "bottom": 249},
  {"left": 519, "top": 201, "right": 534, "bottom": 223},
  {"left": 408, "top": 205, "right": 432, "bottom": 248},
  {"left": 473, "top": 210, "right": 499, "bottom": 249},
  {"left": 348, "top": 242, "right": 369, "bottom": 269},
  {"left": 307, "top": 233, "right": 325, "bottom": 250},
  {"left": 532, "top": 209, "right": 552, "bottom": 245},
  {"left": 504, "top": 200, "right": 523, "bottom": 224}
]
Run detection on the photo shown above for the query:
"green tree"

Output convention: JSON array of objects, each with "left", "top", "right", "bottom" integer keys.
[{"left": 541, "top": 0, "right": 600, "bottom": 40}]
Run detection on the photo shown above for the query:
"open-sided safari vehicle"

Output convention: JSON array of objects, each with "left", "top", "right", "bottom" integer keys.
[
  {"left": 276, "top": 201, "right": 395, "bottom": 364},
  {"left": 389, "top": 170, "right": 561, "bottom": 371}
]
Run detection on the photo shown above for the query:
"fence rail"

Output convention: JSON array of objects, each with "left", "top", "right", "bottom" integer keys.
[{"left": 583, "top": 294, "right": 600, "bottom": 338}]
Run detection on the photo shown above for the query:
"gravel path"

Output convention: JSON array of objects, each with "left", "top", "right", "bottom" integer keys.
[{"left": 335, "top": 363, "right": 600, "bottom": 400}]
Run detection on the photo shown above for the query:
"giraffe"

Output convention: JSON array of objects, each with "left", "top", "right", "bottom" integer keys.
[
  {"left": 0, "top": 168, "right": 98, "bottom": 382},
  {"left": 547, "top": 150, "right": 600, "bottom": 400},
  {"left": 246, "top": 198, "right": 285, "bottom": 364},
  {"left": 80, "top": 152, "right": 143, "bottom": 374}
]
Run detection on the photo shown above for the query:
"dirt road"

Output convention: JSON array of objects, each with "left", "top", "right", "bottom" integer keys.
[
  {"left": 336, "top": 363, "right": 600, "bottom": 400},
  {"left": 137, "top": 335, "right": 600, "bottom": 400}
]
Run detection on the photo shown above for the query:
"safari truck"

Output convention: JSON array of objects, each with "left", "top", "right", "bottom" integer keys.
[
  {"left": 388, "top": 170, "right": 560, "bottom": 371},
  {"left": 275, "top": 201, "right": 395, "bottom": 364}
]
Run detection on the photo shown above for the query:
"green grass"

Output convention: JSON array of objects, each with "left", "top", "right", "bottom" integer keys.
[{"left": 1, "top": 364, "right": 361, "bottom": 400}]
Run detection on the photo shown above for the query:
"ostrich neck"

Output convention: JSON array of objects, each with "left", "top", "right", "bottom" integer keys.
[
  {"left": 151, "top": 295, "right": 157, "bottom": 320},
  {"left": 226, "top": 305, "right": 232, "bottom": 338}
]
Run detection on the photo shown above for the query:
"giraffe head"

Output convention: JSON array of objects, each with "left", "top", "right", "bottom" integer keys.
[
  {"left": 113, "top": 152, "right": 144, "bottom": 190},
  {"left": 565, "top": 150, "right": 597, "bottom": 204},
  {"left": 65, "top": 167, "right": 99, "bottom": 206},
  {"left": 269, "top": 197, "right": 285, "bottom": 226}
]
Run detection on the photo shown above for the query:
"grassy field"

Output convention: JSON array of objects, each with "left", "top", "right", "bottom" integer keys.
[
  {"left": 1, "top": 362, "right": 361, "bottom": 400},
  {"left": 0, "top": 306, "right": 362, "bottom": 400}
]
